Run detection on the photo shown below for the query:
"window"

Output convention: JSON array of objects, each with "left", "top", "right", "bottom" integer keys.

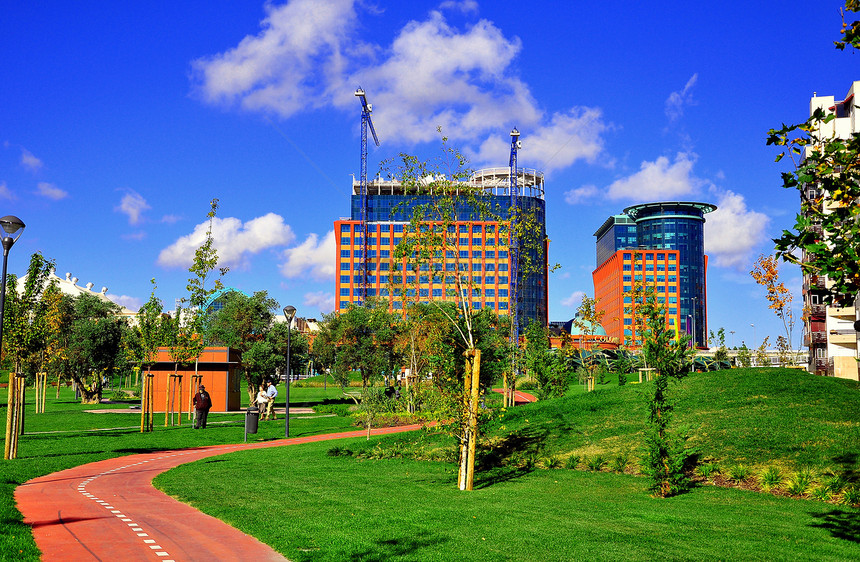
[
  {"left": 472, "top": 263, "right": 482, "bottom": 271},
  {"left": 379, "top": 288, "right": 389, "bottom": 297},
  {"left": 433, "top": 289, "right": 443, "bottom": 297},
  {"left": 340, "top": 250, "right": 350, "bottom": 258},
  {"left": 459, "top": 250, "right": 469, "bottom": 258},
  {"left": 498, "top": 263, "right": 509, "bottom": 272},
  {"left": 473, "top": 276, "right": 481, "bottom": 284},
  {"left": 485, "top": 276, "right": 496, "bottom": 284},
  {"left": 340, "top": 263, "right": 350, "bottom": 271},
  {"left": 340, "top": 301, "right": 349, "bottom": 308},
  {"left": 623, "top": 253, "right": 632, "bottom": 260},
  {"left": 486, "top": 251, "right": 496, "bottom": 259},
  {"left": 419, "top": 275, "right": 429, "bottom": 284},
  {"left": 473, "top": 238, "right": 482, "bottom": 246},
  {"left": 446, "top": 250, "right": 455, "bottom": 259},
  {"left": 406, "top": 276, "right": 415, "bottom": 284},
  {"left": 499, "top": 302, "right": 508, "bottom": 310},
  {"left": 393, "top": 225, "right": 404, "bottom": 233},
  {"left": 460, "top": 225, "right": 469, "bottom": 233},
  {"left": 366, "top": 288, "right": 376, "bottom": 296},
  {"left": 460, "top": 238, "right": 469, "bottom": 246},
  {"left": 419, "top": 289, "right": 429, "bottom": 297},
  {"left": 341, "top": 237, "right": 350, "bottom": 246},
  {"left": 623, "top": 264, "right": 632, "bottom": 271},
  {"left": 380, "top": 262, "right": 390, "bottom": 271},
  {"left": 393, "top": 301, "right": 402, "bottom": 309},
  {"left": 446, "top": 263, "right": 455, "bottom": 272},
  {"left": 339, "top": 288, "right": 350, "bottom": 296},
  {"left": 379, "top": 275, "right": 388, "bottom": 284},
  {"left": 472, "top": 250, "right": 482, "bottom": 258},
  {"left": 498, "top": 276, "right": 508, "bottom": 284},
  {"left": 381, "top": 224, "right": 390, "bottom": 233},
  {"left": 485, "top": 264, "right": 496, "bottom": 272},
  {"left": 499, "top": 289, "right": 509, "bottom": 297},
  {"left": 646, "top": 253, "right": 654, "bottom": 260},
  {"left": 499, "top": 251, "right": 508, "bottom": 259},
  {"left": 485, "top": 288, "right": 495, "bottom": 297},
  {"left": 340, "top": 224, "right": 351, "bottom": 233}
]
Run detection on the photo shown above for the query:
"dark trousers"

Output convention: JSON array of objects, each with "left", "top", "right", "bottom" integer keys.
[{"left": 195, "top": 409, "right": 209, "bottom": 429}]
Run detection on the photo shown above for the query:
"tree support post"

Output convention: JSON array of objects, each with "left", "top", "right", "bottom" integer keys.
[
  {"left": 4, "top": 374, "right": 16, "bottom": 459},
  {"left": 465, "top": 349, "right": 482, "bottom": 491}
]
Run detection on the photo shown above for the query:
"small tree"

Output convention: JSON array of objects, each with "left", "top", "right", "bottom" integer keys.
[
  {"left": 709, "top": 328, "right": 729, "bottom": 365},
  {"left": 750, "top": 255, "right": 798, "bottom": 365},
  {"left": 638, "top": 289, "right": 694, "bottom": 497},
  {"left": 736, "top": 343, "right": 752, "bottom": 368}
]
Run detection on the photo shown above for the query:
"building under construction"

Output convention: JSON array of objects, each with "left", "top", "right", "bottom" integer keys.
[{"left": 334, "top": 166, "right": 548, "bottom": 328}]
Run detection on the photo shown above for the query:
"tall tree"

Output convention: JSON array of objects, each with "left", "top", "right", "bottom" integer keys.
[
  {"left": 206, "top": 290, "right": 279, "bottom": 403},
  {"left": 767, "top": 3, "right": 860, "bottom": 306},
  {"left": 66, "top": 293, "right": 127, "bottom": 403},
  {"left": 3, "top": 252, "right": 55, "bottom": 374}
]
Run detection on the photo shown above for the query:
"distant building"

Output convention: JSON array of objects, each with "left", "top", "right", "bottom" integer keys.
[
  {"left": 802, "top": 82, "right": 860, "bottom": 378},
  {"left": 19, "top": 269, "right": 136, "bottom": 322},
  {"left": 335, "top": 168, "right": 549, "bottom": 328},
  {"left": 592, "top": 202, "right": 715, "bottom": 348}
]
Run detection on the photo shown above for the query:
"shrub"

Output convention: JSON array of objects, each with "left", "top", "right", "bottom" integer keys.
[
  {"left": 327, "top": 446, "right": 352, "bottom": 457},
  {"left": 840, "top": 486, "right": 860, "bottom": 507},
  {"left": 696, "top": 463, "right": 718, "bottom": 479},
  {"left": 565, "top": 454, "right": 580, "bottom": 470},
  {"left": 758, "top": 466, "right": 783, "bottom": 492},
  {"left": 610, "top": 452, "right": 631, "bottom": 473},
  {"left": 810, "top": 485, "right": 833, "bottom": 502},
  {"left": 542, "top": 455, "right": 562, "bottom": 469},
  {"left": 727, "top": 464, "right": 751, "bottom": 482},
  {"left": 786, "top": 468, "right": 815, "bottom": 496},
  {"left": 585, "top": 455, "right": 606, "bottom": 472}
]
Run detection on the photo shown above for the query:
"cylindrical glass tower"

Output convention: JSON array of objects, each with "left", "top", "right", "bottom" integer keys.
[{"left": 623, "top": 202, "right": 716, "bottom": 348}]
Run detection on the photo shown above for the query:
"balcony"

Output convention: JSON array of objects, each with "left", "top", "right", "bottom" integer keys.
[
  {"left": 810, "top": 331, "right": 828, "bottom": 344},
  {"left": 829, "top": 329, "right": 858, "bottom": 346},
  {"left": 808, "top": 304, "right": 827, "bottom": 316},
  {"left": 827, "top": 306, "right": 856, "bottom": 319}
]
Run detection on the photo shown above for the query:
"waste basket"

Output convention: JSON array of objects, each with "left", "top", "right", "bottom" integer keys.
[{"left": 245, "top": 406, "right": 259, "bottom": 435}]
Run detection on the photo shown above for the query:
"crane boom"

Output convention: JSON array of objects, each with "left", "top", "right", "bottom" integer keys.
[{"left": 355, "top": 87, "right": 380, "bottom": 306}]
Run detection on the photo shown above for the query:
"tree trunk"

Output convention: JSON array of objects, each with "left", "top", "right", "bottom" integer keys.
[
  {"left": 458, "top": 352, "right": 473, "bottom": 490},
  {"left": 465, "top": 349, "right": 481, "bottom": 491}
]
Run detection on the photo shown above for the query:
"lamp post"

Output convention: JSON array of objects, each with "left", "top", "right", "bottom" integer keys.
[
  {"left": 283, "top": 305, "right": 296, "bottom": 438},
  {"left": 1, "top": 215, "right": 26, "bottom": 461},
  {"left": 730, "top": 330, "right": 736, "bottom": 348}
]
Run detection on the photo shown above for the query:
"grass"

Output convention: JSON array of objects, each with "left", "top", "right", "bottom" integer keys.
[
  {"left": 0, "top": 385, "right": 357, "bottom": 558},
  {"left": 155, "top": 437, "right": 860, "bottom": 561},
  {"left": 3, "top": 367, "right": 860, "bottom": 560}
]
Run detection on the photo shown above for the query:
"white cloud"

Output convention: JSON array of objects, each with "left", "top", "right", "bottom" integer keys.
[
  {"left": 191, "top": 1, "right": 609, "bottom": 172},
  {"left": 304, "top": 290, "right": 336, "bottom": 314},
  {"left": 439, "top": 0, "right": 479, "bottom": 14},
  {"left": 36, "top": 182, "right": 68, "bottom": 200},
  {"left": 115, "top": 189, "right": 150, "bottom": 225},
  {"left": 704, "top": 189, "right": 770, "bottom": 270},
  {"left": 564, "top": 184, "right": 599, "bottom": 205},
  {"left": 122, "top": 231, "right": 147, "bottom": 241},
  {"left": 161, "top": 214, "right": 182, "bottom": 224},
  {"left": 0, "top": 182, "right": 14, "bottom": 200},
  {"left": 108, "top": 294, "right": 142, "bottom": 312},
  {"left": 665, "top": 73, "right": 698, "bottom": 122},
  {"left": 280, "top": 230, "right": 336, "bottom": 280},
  {"left": 606, "top": 153, "right": 699, "bottom": 201},
  {"left": 158, "top": 213, "right": 295, "bottom": 270},
  {"left": 20, "top": 148, "right": 43, "bottom": 172},
  {"left": 190, "top": 0, "right": 359, "bottom": 117},
  {"left": 561, "top": 290, "right": 585, "bottom": 307}
]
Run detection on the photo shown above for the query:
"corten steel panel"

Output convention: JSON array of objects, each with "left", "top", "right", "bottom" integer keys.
[{"left": 146, "top": 347, "right": 241, "bottom": 412}]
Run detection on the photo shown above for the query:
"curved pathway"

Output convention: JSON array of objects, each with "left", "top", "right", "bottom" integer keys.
[
  {"left": 15, "top": 424, "right": 425, "bottom": 561},
  {"left": 491, "top": 388, "right": 537, "bottom": 404}
]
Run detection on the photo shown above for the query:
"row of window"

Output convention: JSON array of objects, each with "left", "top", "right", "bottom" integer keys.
[
  {"left": 341, "top": 275, "right": 510, "bottom": 286},
  {"left": 622, "top": 253, "right": 678, "bottom": 261},
  {"left": 339, "top": 298, "right": 510, "bottom": 310},
  {"left": 623, "top": 285, "right": 677, "bottom": 293},
  {"left": 341, "top": 223, "right": 503, "bottom": 235},
  {"left": 341, "top": 249, "right": 510, "bottom": 259}
]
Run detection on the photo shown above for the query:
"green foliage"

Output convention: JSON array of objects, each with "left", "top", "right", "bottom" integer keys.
[
  {"left": 727, "top": 464, "right": 751, "bottom": 482},
  {"left": 736, "top": 343, "right": 752, "bottom": 368},
  {"left": 758, "top": 465, "right": 783, "bottom": 491},
  {"left": 710, "top": 328, "right": 729, "bottom": 363},
  {"left": 585, "top": 455, "right": 606, "bottom": 472},
  {"left": 786, "top": 469, "right": 815, "bottom": 496},
  {"left": 565, "top": 454, "right": 580, "bottom": 470},
  {"left": 696, "top": 463, "right": 718, "bottom": 480},
  {"left": 767, "top": 6, "right": 860, "bottom": 305},
  {"left": 314, "top": 299, "right": 403, "bottom": 389},
  {"left": 3, "top": 252, "right": 55, "bottom": 372},
  {"left": 636, "top": 286, "right": 695, "bottom": 497}
]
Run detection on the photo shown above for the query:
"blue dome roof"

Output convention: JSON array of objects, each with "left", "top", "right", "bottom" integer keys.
[{"left": 563, "top": 313, "right": 607, "bottom": 336}]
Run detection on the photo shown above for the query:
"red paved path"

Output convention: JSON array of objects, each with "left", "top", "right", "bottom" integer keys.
[
  {"left": 15, "top": 424, "right": 425, "bottom": 561},
  {"left": 491, "top": 388, "right": 537, "bottom": 404}
]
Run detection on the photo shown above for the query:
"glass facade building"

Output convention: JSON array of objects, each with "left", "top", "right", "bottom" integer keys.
[
  {"left": 337, "top": 169, "right": 548, "bottom": 329},
  {"left": 593, "top": 201, "right": 716, "bottom": 348}
]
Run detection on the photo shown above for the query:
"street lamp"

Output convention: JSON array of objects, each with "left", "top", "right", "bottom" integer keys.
[
  {"left": 1, "top": 215, "right": 25, "bottom": 460},
  {"left": 730, "top": 330, "right": 736, "bottom": 348},
  {"left": 0, "top": 216, "right": 25, "bottom": 353},
  {"left": 283, "top": 305, "right": 296, "bottom": 439}
]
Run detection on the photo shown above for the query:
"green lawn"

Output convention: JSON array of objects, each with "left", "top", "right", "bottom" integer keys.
[
  {"left": 0, "top": 385, "right": 357, "bottom": 558},
  {"left": 155, "top": 437, "right": 860, "bottom": 561},
  {"left": 3, "top": 369, "right": 860, "bottom": 560}
]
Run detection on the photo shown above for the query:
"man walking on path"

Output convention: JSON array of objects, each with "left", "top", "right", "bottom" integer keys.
[
  {"left": 266, "top": 380, "right": 278, "bottom": 420},
  {"left": 193, "top": 385, "right": 213, "bottom": 429}
]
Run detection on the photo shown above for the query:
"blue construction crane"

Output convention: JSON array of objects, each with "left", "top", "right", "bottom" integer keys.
[
  {"left": 354, "top": 87, "right": 380, "bottom": 305},
  {"left": 509, "top": 128, "right": 521, "bottom": 346}
]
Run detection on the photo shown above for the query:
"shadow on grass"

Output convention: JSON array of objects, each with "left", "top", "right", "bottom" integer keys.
[
  {"left": 347, "top": 530, "right": 449, "bottom": 561},
  {"left": 832, "top": 452, "right": 859, "bottom": 484},
  {"left": 808, "top": 509, "right": 860, "bottom": 543},
  {"left": 473, "top": 427, "right": 548, "bottom": 488}
]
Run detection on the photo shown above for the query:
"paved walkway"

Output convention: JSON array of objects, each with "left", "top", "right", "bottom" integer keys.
[
  {"left": 15, "top": 424, "right": 426, "bottom": 561},
  {"left": 491, "top": 388, "right": 537, "bottom": 404}
]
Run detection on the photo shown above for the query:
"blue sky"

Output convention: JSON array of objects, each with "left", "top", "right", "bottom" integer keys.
[{"left": 0, "top": 1, "right": 853, "bottom": 348}]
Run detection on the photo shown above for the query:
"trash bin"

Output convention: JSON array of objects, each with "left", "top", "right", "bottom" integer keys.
[{"left": 245, "top": 406, "right": 259, "bottom": 435}]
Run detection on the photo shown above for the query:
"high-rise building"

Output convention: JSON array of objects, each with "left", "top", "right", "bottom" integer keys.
[
  {"left": 592, "top": 201, "right": 715, "bottom": 348},
  {"left": 802, "top": 82, "right": 859, "bottom": 378},
  {"left": 335, "top": 167, "right": 548, "bottom": 327}
]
